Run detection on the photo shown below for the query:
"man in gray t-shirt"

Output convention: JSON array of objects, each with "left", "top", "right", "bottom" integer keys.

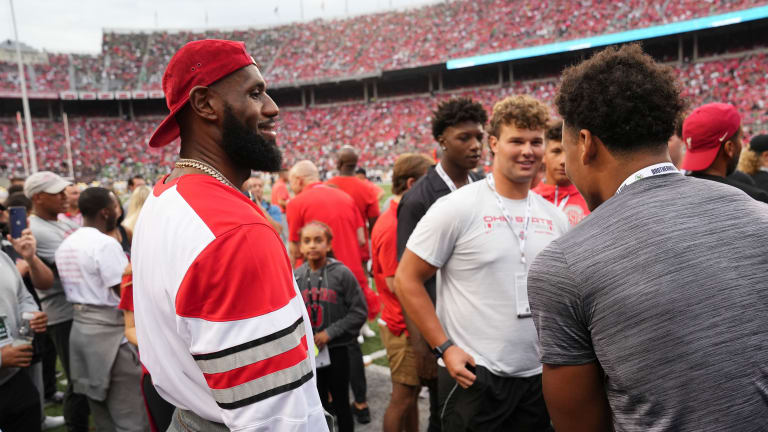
[
  {"left": 528, "top": 44, "right": 768, "bottom": 431},
  {"left": 25, "top": 172, "right": 89, "bottom": 431}
]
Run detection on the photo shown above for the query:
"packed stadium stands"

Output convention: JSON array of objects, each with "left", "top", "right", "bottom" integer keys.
[
  {"left": 1, "top": 51, "right": 766, "bottom": 180},
  {"left": 1, "top": 0, "right": 766, "bottom": 92}
]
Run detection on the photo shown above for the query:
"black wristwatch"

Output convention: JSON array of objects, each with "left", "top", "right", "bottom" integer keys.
[{"left": 431, "top": 339, "right": 455, "bottom": 359}]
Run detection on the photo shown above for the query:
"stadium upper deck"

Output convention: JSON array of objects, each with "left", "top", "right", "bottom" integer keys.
[
  {"left": 1, "top": 0, "right": 766, "bottom": 93},
  {"left": 1, "top": 53, "right": 765, "bottom": 180}
]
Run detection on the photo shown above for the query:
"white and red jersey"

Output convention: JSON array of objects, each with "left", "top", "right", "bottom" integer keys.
[{"left": 131, "top": 174, "right": 326, "bottom": 431}]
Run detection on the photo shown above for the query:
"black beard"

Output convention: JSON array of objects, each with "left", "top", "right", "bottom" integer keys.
[{"left": 221, "top": 106, "right": 282, "bottom": 173}]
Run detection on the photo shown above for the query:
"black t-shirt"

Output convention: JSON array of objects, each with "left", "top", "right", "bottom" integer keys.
[
  {"left": 751, "top": 171, "right": 768, "bottom": 194},
  {"left": 396, "top": 166, "right": 484, "bottom": 303},
  {"left": 689, "top": 172, "right": 768, "bottom": 204}
]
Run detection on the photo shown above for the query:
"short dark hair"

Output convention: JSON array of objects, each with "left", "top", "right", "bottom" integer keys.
[
  {"left": 128, "top": 175, "right": 145, "bottom": 188},
  {"left": 78, "top": 187, "right": 113, "bottom": 218},
  {"left": 7, "top": 184, "right": 23, "bottom": 196},
  {"left": 546, "top": 121, "right": 563, "bottom": 143},
  {"left": 431, "top": 98, "right": 488, "bottom": 140},
  {"left": 5, "top": 192, "right": 31, "bottom": 211},
  {"left": 555, "top": 44, "right": 684, "bottom": 153},
  {"left": 355, "top": 167, "right": 366, "bottom": 176}
]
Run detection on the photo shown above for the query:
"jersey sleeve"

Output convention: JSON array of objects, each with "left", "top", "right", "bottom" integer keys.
[
  {"left": 405, "top": 196, "right": 462, "bottom": 268},
  {"left": 528, "top": 242, "right": 596, "bottom": 365},
  {"left": 174, "top": 224, "right": 316, "bottom": 429}
]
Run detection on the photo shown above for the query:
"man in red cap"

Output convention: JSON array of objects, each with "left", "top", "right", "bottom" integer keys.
[
  {"left": 131, "top": 40, "right": 327, "bottom": 431},
  {"left": 681, "top": 102, "right": 768, "bottom": 203}
]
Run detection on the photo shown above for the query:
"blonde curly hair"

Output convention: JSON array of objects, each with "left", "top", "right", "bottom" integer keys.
[
  {"left": 737, "top": 148, "right": 761, "bottom": 175},
  {"left": 488, "top": 95, "right": 550, "bottom": 138}
]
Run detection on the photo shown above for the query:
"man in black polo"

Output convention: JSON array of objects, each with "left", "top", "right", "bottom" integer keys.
[{"left": 396, "top": 97, "right": 487, "bottom": 432}]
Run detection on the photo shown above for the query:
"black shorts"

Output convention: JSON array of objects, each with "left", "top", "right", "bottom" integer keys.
[{"left": 437, "top": 365, "right": 552, "bottom": 432}]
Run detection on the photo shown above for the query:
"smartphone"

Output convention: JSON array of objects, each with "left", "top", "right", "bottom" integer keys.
[{"left": 9, "top": 206, "right": 27, "bottom": 239}]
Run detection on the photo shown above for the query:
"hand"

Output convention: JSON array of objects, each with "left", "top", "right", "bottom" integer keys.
[
  {"left": 29, "top": 311, "right": 47, "bottom": 333},
  {"left": 14, "top": 259, "right": 30, "bottom": 277},
  {"left": 314, "top": 331, "right": 330, "bottom": 350},
  {"left": 443, "top": 345, "right": 476, "bottom": 389},
  {"left": 8, "top": 229, "right": 36, "bottom": 261},
  {"left": 0, "top": 343, "right": 33, "bottom": 368}
]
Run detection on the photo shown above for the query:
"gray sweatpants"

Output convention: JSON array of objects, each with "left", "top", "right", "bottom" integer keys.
[
  {"left": 87, "top": 343, "right": 148, "bottom": 432},
  {"left": 166, "top": 409, "right": 228, "bottom": 432}
]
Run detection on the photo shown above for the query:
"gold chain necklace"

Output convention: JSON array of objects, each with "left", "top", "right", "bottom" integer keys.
[{"left": 174, "top": 158, "right": 238, "bottom": 190}]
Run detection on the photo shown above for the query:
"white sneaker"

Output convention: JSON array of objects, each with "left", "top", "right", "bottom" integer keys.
[
  {"left": 361, "top": 324, "right": 376, "bottom": 338},
  {"left": 42, "top": 415, "right": 65, "bottom": 430}
]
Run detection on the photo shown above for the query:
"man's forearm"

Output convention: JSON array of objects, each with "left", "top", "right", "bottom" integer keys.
[
  {"left": 26, "top": 255, "right": 54, "bottom": 290},
  {"left": 395, "top": 277, "right": 448, "bottom": 349}
]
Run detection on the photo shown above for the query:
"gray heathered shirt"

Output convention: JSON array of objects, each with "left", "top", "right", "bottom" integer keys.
[
  {"left": 30, "top": 215, "right": 79, "bottom": 325},
  {"left": 528, "top": 173, "right": 768, "bottom": 432}
]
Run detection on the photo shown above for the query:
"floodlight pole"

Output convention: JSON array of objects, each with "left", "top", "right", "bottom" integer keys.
[
  {"left": 62, "top": 112, "right": 74, "bottom": 180},
  {"left": 15, "top": 111, "right": 29, "bottom": 176},
  {"left": 9, "top": 0, "right": 38, "bottom": 173}
]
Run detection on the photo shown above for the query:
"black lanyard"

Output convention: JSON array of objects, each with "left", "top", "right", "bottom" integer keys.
[{"left": 303, "top": 265, "right": 328, "bottom": 328}]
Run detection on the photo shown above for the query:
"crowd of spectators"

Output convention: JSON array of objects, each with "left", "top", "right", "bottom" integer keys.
[
  {"left": 0, "top": 0, "right": 765, "bottom": 92},
  {"left": 1, "top": 51, "right": 765, "bottom": 182}
]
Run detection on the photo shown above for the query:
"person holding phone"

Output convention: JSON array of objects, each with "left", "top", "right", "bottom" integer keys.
[
  {"left": 0, "top": 248, "right": 48, "bottom": 432},
  {"left": 25, "top": 171, "right": 89, "bottom": 432}
]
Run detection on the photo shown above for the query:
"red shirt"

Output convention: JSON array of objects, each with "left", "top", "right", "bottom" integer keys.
[
  {"left": 287, "top": 182, "right": 369, "bottom": 293},
  {"left": 326, "top": 176, "right": 380, "bottom": 261},
  {"left": 326, "top": 176, "right": 380, "bottom": 220},
  {"left": 270, "top": 179, "right": 290, "bottom": 212},
  {"left": 532, "top": 182, "right": 590, "bottom": 226},
  {"left": 371, "top": 200, "right": 405, "bottom": 336}
]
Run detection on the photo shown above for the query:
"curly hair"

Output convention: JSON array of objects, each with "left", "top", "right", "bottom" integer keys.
[
  {"left": 488, "top": 95, "right": 550, "bottom": 138},
  {"left": 431, "top": 97, "right": 488, "bottom": 140},
  {"left": 555, "top": 44, "right": 684, "bottom": 153},
  {"left": 737, "top": 149, "right": 761, "bottom": 175},
  {"left": 546, "top": 120, "right": 563, "bottom": 143}
]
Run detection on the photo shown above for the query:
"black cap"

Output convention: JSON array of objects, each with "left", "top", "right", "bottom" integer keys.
[{"left": 750, "top": 134, "right": 768, "bottom": 153}]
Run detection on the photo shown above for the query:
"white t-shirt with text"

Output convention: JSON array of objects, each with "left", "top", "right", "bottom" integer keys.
[
  {"left": 406, "top": 179, "right": 569, "bottom": 377},
  {"left": 55, "top": 227, "right": 128, "bottom": 307}
]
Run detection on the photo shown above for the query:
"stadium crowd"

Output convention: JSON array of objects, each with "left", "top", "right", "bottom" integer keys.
[
  {"left": 1, "top": 52, "right": 766, "bottom": 181},
  {"left": 1, "top": 0, "right": 766, "bottom": 91},
  {"left": 2, "top": 37, "right": 768, "bottom": 432}
]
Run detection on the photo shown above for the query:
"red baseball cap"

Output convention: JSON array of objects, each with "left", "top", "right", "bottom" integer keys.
[
  {"left": 680, "top": 103, "right": 741, "bottom": 171},
  {"left": 148, "top": 39, "right": 256, "bottom": 148}
]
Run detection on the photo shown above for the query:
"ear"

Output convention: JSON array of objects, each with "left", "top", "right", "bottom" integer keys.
[
  {"left": 488, "top": 134, "right": 499, "bottom": 155},
  {"left": 100, "top": 207, "right": 110, "bottom": 220},
  {"left": 405, "top": 177, "right": 416, "bottom": 190},
  {"left": 580, "top": 129, "right": 599, "bottom": 166},
  {"left": 723, "top": 139, "right": 739, "bottom": 159},
  {"left": 187, "top": 86, "right": 219, "bottom": 121}
]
